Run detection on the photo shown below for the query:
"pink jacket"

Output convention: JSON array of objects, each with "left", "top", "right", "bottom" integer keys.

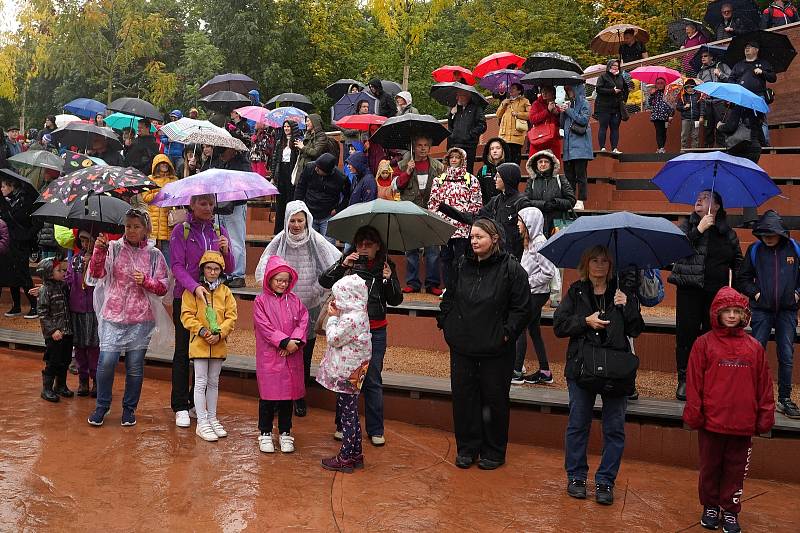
[{"left": 253, "top": 256, "right": 309, "bottom": 400}]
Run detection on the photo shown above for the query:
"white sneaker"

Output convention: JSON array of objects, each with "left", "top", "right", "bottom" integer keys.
[
  {"left": 612, "top": 148, "right": 622, "bottom": 154},
  {"left": 188, "top": 407, "right": 197, "bottom": 419},
  {"left": 279, "top": 433, "right": 295, "bottom": 453},
  {"left": 209, "top": 418, "right": 227, "bottom": 438},
  {"left": 370, "top": 435, "right": 386, "bottom": 446},
  {"left": 175, "top": 410, "right": 191, "bottom": 428},
  {"left": 574, "top": 200, "right": 584, "bottom": 211},
  {"left": 600, "top": 147, "right": 607, "bottom": 152},
  {"left": 196, "top": 422, "right": 218, "bottom": 442},
  {"left": 259, "top": 433, "right": 275, "bottom": 453},
  {"left": 333, "top": 430, "right": 343, "bottom": 441}
]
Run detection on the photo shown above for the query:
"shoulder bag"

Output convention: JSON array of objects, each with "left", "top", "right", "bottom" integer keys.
[{"left": 576, "top": 338, "right": 639, "bottom": 397}]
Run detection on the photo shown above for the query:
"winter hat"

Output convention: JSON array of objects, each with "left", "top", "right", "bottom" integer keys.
[
  {"left": 496, "top": 162, "right": 522, "bottom": 190},
  {"left": 315, "top": 153, "right": 337, "bottom": 174},
  {"left": 396, "top": 90, "right": 412, "bottom": 107},
  {"left": 199, "top": 250, "right": 226, "bottom": 271},
  {"left": 37, "top": 257, "right": 62, "bottom": 280}
]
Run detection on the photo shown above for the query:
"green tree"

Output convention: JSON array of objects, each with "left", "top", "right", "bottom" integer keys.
[{"left": 174, "top": 31, "right": 224, "bottom": 110}]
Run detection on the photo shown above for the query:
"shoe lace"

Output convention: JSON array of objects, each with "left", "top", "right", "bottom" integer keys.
[
  {"left": 705, "top": 507, "right": 719, "bottom": 518},
  {"left": 723, "top": 512, "right": 737, "bottom": 524},
  {"left": 571, "top": 479, "right": 586, "bottom": 487}
]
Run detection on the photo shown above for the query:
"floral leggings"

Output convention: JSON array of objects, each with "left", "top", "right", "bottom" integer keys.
[{"left": 337, "top": 393, "right": 362, "bottom": 459}]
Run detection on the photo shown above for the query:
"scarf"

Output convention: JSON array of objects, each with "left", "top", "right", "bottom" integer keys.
[
  {"left": 445, "top": 164, "right": 467, "bottom": 181},
  {"left": 286, "top": 227, "right": 311, "bottom": 248}
]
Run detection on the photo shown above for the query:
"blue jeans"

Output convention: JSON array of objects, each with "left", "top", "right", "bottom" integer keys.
[
  {"left": 95, "top": 349, "right": 147, "bottom": 412},
  {"left": 405, "top": 246, "right": 441, "bottom": 289},
  {"left": 156, "top": 239, "right": 170, "bottom": 267},
  {"left": 564, "top": 379, "right": 627, "bottom": 486},
  {"left": 220, "top": 204, "right": 247, "bottom": 278},
  {"left": 313, "top": 215, "right": 335, "bottom": 245},
  {"left": 750, "top": 308, "right": 796, "bottom": 399}
]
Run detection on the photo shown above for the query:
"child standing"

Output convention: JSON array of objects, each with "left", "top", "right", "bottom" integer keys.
[
  {"left": 678, "top": 79, "right": 702, "bottom": 149},
  {"left": 66, "top": 230, "right": 100, "bottom": 397},
  {"left": 37, "top": 258, "right": 73, "bottom": 402},
  {"left": 180, "top": 251, "right": 238, "bottom": 442},
  {"left": 317, "top": 275, "right": 372, "bottom": 473},
  {"left": 254, "top": 256, "right": 309, "bottom": 453},
  {"left": 683, "top": 287, "right": 774, "bottom": 532}
]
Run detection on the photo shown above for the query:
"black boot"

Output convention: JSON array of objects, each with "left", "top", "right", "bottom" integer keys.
[
  {"left": 90, "top": 378, "right": 97, "bottom": 398},
  {"left": 55, "top": 371, "right": 74, "bottom": 398},
  {"left": 41, "top": 373, "right": 59, "bottom": 402},
  {"left": 77, "top": 376, "right": 90, "bottom": 397},
  {"left": 676, "top": 380, "right": 687, "bottom": 401}
]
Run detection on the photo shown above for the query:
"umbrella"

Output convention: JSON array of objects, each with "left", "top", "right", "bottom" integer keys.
[
  {"left": 107, "top": 97, "right": 163, "bottom": 121},
  {"left": 38, "top": 166, "right": 158, "bottom": 205},
  {"left": 263, "top": 107, "right": 309, "bottom": 129},
  {"left": 432, "top": 66, "right": 476, "bottom": 85},
  {"left": 199, "top": 73, "right": 258, "bottom": 97},
  {"left": 652, "top": 151, "right": 780, "bottom": 208},
  {"left": 590, "top": 24, "right": 650, "bottom": 56},
  {"left": 479, "top": 69, "right": 526, "bottom": 93},
  {"left": 265, "top": 92, "right": 314, "bottom": 112},
  {"left": 335, "top": 114, "right": 387, "bottom": 131},
  {"left": 160, "top": 117, "right": 230, "bottom": 143},
  {"left": 690, "top": 45, "right": 728, "bottom": 75},
  {"left": 8, "top": 150, "right": 63, "bottom": 172},
  {"left": 667, "top": 18, "right": 713, "bottom": 46},
  {"left": 522, "top": 52, "right": 582, "bottom": 74},
  {"left": 199, "top": 91, "right": 251, "bottom": 113},
  {"left": 64, "top": 98, "right": 107, "bottom": 120},
  {"left": 521, "top": 69, "right": 585, "bottom": 87},
  {"left": 325, "top": 79, "right": 365, "bottom": 101},
  {"left": 381, "top": 80, "right": 403, "bottom": 96},
  {"left": 62, "top": 151, "right": 106, "bottom": 174},
  {"left": 430, "top": 82, "right": 489, "bottom": 108},
  {"left": 539, "top": 211, "right": 694, "bottom": 271},
  {"left": 331, "top": 91, "right": 378, "bottom": 122},
  {"left": 50, "top": 122, "right": 123, "bottom": 151},
  {"left": 583, "top": 64, "right": 607, "bottom": 86},
  {"left": 327, "top": 199, "right": 456, "bottom": 252},
  {"left": 103, "top": 112, "right": 157, "bottom": 133},
  {"left": 183, "top": 131, "right": 248, "bottom": 152},
  {"left": 54, "top": 114, "right": 82, "bottom": 128},
  {"left": 368, "top": 113, "right": 450, "bottom": 150},
  {"left": 151, "top": 168, "right": 278, "bottom": 207},
  {"left": 724, "top": 30, "right": 797, "bottom": 73},
  {"left": 704, "top": 0, "right": 760, "bottom": 32},
  {"left": 629, "top": 66, "right": 682, "bottom": 85},
  {"left": 473, "top": 52, "right": 526, "bottom": 78},
  {"left": 32, "top": 194, "right": 130, "bottom": 234},
  {"left": 694, "top": 82, "right": 769, "bottom": 113},
  {"left": 0, "top": 168, "right": 39, "bottom": 197}
]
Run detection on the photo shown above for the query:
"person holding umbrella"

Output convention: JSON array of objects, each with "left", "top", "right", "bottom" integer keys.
[
  {"left": 495, "top": 83, "right": 530, "bottom": 165},
  {"left": 648, "top": 77, "right": 674, "bottom": 154},
  {"left": 270, "top": 120, "right": 302, "bottom": 234},
  {"left": 681, "top": 22, "right": 710, "bottom": 74},
  {"left": 728, "top": 40, "right": 776, "bottom": 144},
  {"left": 367, "top": 79, "right": 398, "bottom": 118},
  {"left": 620, "top": 28, "right": 648, "bottom": 63},
  {"left": 447, "top": 90, "right": 487, "bottom": 174},
  {"left": 716, "top": 3, "right": 753, "bottom": 38},
  {"left": 212, "top": 147, "right": 253, "bottom": 289},
  {"left": 0, "top": 172, "right": 39, "bottom": 319},
  {"left": 125, "top": 119, "right": 159, "bottom": 175}
]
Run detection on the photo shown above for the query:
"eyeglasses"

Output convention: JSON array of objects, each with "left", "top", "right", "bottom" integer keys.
[{"left": 271, "top": 278, "right": 291, "bottom": 285}]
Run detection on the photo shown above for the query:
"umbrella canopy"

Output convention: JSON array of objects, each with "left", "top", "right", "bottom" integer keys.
[
  {"left": 332, "top": 91, "right": 378, "bottom": 122},
  {"left": 0, "top": 168, "right": 39, "bottom": 197},
  {"left": 521, "top": 69, "right": 585, "bottom": 87},
  {"left": 590, "top": 24, "right": 650, "bottom": 56},
  {"left": 103, "top": 112, "right": 157, "bottom": 133},
  {"left": 368, "top": 113, "right": 450, "bottom": 150},
  {"left": 8, "top": 150, "right": 63, "bottom": 172},
  {"left": 695, "top": 82, "right": 769, "bottom": 113},
  {"left": 704, "top": 0, "right": 760, "bottom": 32},
  {"left": 160, "top": 117, "right": 230, "bottom": 143},
  {"left": 667, "top": 18, "right": 713, "bottom": 46},
  {"left": 199, "top": 91, "right": 251, "bottom": 113},
  {"left": 335, "top": 114, "right": 387, "bottom": 132},
  {"left": 522, "top": 52, "right": 583, "bottom": 74},
  {"left": 381, "top": 80, "right": 403, "bottom": 96},
  {"left": 583, "top": 64, "right": 607, "bottom": 86},
  {"left": 199, "top": 73, "right": 258, "bottom": 97},
  {"left": 539, "top": 211, "right": 694, "bottom": 271},
  {"left": 265, "top": 92, "right": 314, "bottom": 112},
  {"left": 32, "top": 194, "right": 130, "bottom": 234},
  {"left": 151, "top": 168, "right": 278, "bottom": 207},
  {"left": 724, "top": 30, "right": 797, "bottom": 73},
  {"left": 50, "top": 122, "right": 123, "bottom": 151},
  {"left": 263, "top": 107, "right": 309, "bottom": 129},
  {"left": 183, "top": 131, "right": 248, "bottom": 151},
  {"left": 54, "top": 114, "right": 82, "bottom": 128},
  {"left": 64, "top": 98, "right": 107, "bottom": 120},
  {"left": 327, "top": 199, "right": 456, "bottom": 252},
  {"left": 107, "top": 97, "right": 163, "bottom": 121},
  {"left": 62, "top": 151, "right": 105, "bottom": 175},
  {"left": 325, "top": 79, "right": 365, "bottom": 101},
  {"left": 479, "top": 69, "right": 525, "bottom": 93},
  {"left": 430, "top": 82, "right": 489, "bottom": 108},
  {"left": 432, "top": 65, "right": 476, "bottom": 85},
  {"left": 629, "top": 66, "right": 682, "bottom": 85},
  {"left": 690, "top": 45, "right": 728, "bottom": 75},
  {"left": 473, "top": 52, "right": 526, "bottom": 78},
  {"left": 652, "top": 151, "right": 780, "bottom": 208},
  {"left": 38, "top": 166, "right": 157, "bottom": 205}
]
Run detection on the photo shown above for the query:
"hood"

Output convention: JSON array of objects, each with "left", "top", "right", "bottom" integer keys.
[
  {"left": 526, "top": 149, "right": 561, "bottom": 178},
  {"left": 375, "top": 159, "right": 392, "bottom": 180},
  {"left": 263, "top": 255, "right": 298, "bottom": 293},
  {"left": 150, "top": 153, "right": 176, "bottom": 176},
  {"left": 199, "top": 250, "right": 225, "bottom": 270},
  {"left": 445, "top": 146, "right": 468, "bottom": 163},
  {"left": 396, "top": 90, "right": 412, "bottom": 107},
  {"left": 710, "top": 286, "right": 751, "bottom": 332},
  {"left": 248, "top": 89, "right": 261, "bottom": 105},
  {"left": 568, "top": 83, "right": 587, "bottom": 101},
  {"left": 496, "top": 162, "right": 521, "bottom": 191},
  {"left": 169, "top": 109, "right": 183, "bottom": 120},
  {"left": 481, "top": 136, "right": 509, "bottom": 166},
  {"left": 518, "top": 207, "right": 545, "bottom": 245},
  {"left": 315, "top": 152, "right": 337, "bottom": 174},
  {"left": 331, "top": 274, "right": 369, "bottom": 312},
  {"left": 37, "top": 257, "right": 62, "bottom": 280},
  {"left": 752, "top": 209, "right": 789, "bottom": 240},
  {"left": 345, "top": 151, "right": 371, "bottom": 177},
  {"left": 368, "top": 78, "right": 383, "bottom": 96},
  {"left": 283, "top": 199, "right": 314, "bottom": 232},
  {"left": 307, "top": 113, "right": 324, "bottom": 133}
]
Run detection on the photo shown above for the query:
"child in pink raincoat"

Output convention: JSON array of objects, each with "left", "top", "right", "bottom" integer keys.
[{"left": 254, "top": 255, "right": 309, "bottom": 454}]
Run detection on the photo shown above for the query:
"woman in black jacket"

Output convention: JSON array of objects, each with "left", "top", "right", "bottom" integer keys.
[
  {"left": 319, "top": 225, "right": 402, "bottom": 446},
  {"left": 525, "top": 149, "right": 576, "bottom": 236},
  {"left": 668, "top": 190, "right": 742, "bottom": 400},
  {"left": 271, "top": 120, "right": 302, "bottom": 234},
  {"left": 0, "top": 175, "right": 39, "bottom": 318},
  {"left": 554, "top": 245, "right": 643, "bottom": 505},
  {"left": 439, "top": 218, "right": 531, "bottom": 470},
  {"left": 594, "top": 59, "right": 629, "bottom": 153}
]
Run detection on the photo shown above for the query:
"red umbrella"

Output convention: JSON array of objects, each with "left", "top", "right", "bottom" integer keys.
[
  {"left": 473, "top": 52, "right": 526, "bottom": 78},
  {"left": 335, "top": 114, "right": 388, "bottom": 132},
  {"left": 432, "top": 65, "right": 476, "bottom": 85}
]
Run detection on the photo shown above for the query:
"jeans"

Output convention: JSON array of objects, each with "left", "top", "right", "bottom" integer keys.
[
  {"left": 95, "top": 348, "right": 147, "bottom": 411},
  {"left": 219, "top": 203, "right": 247, "bottom": 278},
  {"left": 596, "top": 112, "right": 621, "bottom": 151},
  {"left": 750, "top": 308, "right": 796, "bottom": 399},
  {"left": 313, "top": 215, "right": 335, "bottom": 245},
  {"left": 564, "top": 379, "right": 627, "bottom": 486},
  {"left": 405, "top": 246, "right": 441, "bottom": 289}
]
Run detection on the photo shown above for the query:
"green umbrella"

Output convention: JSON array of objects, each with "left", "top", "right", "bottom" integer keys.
[
  {"left": 327, "top": 199, "right": 456, "bottom": 252},
  {"left": 104, "top": 112, "right": 157, "bottom": 132}
]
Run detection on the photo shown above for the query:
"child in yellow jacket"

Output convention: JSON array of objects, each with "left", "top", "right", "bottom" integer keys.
[{"left": 180, "top": 250, "right": 237, "bottom": 442}]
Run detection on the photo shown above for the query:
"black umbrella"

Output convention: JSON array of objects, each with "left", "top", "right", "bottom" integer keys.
[
  {"left": 704, "top": 0, "right": 760, "bottom": 33},
  {"left": 198, "top": 90, "right": 251, "bottom": 112},
  {"left": 32, "top": 194, "right": 130, "bottom": 234},
  {"left": 265, "top": 92, "right": 315, "bottom": 112},
  {"left": 368, "top": 113, "right": 450, "bottom": 150},
  {"left": 724, "top": 30, "right": 797, "bottom": 73},
  {"left": 199, "top": 73, "right": 258, "bottom": 97},
  {"left": 325, "top": 79, "right": 365, "bottom": 101},
  {"left": 50, "top": 122, "right": 123, "bottom": 152},
  {"left": 107, "top": 97, "right": 163, "bottom": 122},
  {"left": 381, "top": 80, "right": 403, "bottom": 96},
  {"left": 0, "top": 168, "right": 40, "bottom": 197},
  {"left": 8, "top": 150, "right": 63, "bottom": 172},
  {"left": 667, "top": 18, "right": 713, "bottom": 46},
  {"left": 522, "top": 52, "right": 583, "bottom": 74},
  {"left": 690, "top": 45, "right": 728, "bottom": 74},
  {"left": 429, "top": 82, "right": 489, "bottom": 108},
  {"left": 521, "top": 69, "right": 585, "bottom": 87}
]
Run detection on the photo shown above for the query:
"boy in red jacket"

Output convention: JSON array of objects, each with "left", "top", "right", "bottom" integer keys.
[{"left": 683, "top": 287, "right": 774, "bottom": 533}]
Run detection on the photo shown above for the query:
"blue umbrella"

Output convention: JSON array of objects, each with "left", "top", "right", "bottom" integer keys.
[
  {"left": 652, "top": 151, "right": 780, "bottom": 208},
  {"left": 539, "top": 212, "right": 694, "bottom": 271},
  {"left": 64, "top": 98, "right": 106, "bottom": 119},
  {"left": 695, "top": 82, "right": 769, "bottom": 113},
  {"left": 331, "top": 91, "right": 377, "bottom": 122}
]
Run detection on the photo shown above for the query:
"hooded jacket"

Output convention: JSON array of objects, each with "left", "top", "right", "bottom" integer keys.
[
  {"left": 715, "top": 14, "right": 751, "bottom": 39},
  {"left": 395, "top": 91, "right": 419, "bottom": 115},
  {"left": 368, "top": 78, "right": 398, "bottom": 117},
  {"left": 677, "top": 88, "right": 702, "bottom": 120},
  {"left": 38, "top": 258, "right": 72, "bottom": 339},
  {"left": 683, "top": 287, "right": 775, "bottom": 435},
  {"left": 316, "top": 274, "right": 373, "bottom": 394},
  {"left": 253, "top": 255, "right": 309, "bottom": 400},
  {"left": 595, "top": 61, "right": 629, "bottom": 114},
  {"left": 66, "top": 242, "right": 94, "bottom": 314},
  {"left": 761, "top": 2, "right": 800, "bottom": 28},
  {"left": 125, "top": 132, "right": 159, "bottom": 175},
  {"left": 736, "top": 210, "right": 800, "bottom": 312},
  {"left": 296, "top": 114, "right": 330, "bottom": 174},
  {"left": 477, "top": 137, "right": 509, "bottom": 203},
  {"left": 525, "top": 150, "right": 576, "bottom": 235},
  {"left": 161, "top": 112, "right": 185, "bottom": 164},
  {"left": 428, "top": 147, "right": 483, "bottom": 239},
  {"left": 141, "top": 154, "right": 178, "bottom": 241},
  {"left": 560, "top": 83, "right": 594, "bottom": 162},
  {"left": 496, "top": 94, "right": 531, "bottom": 145},
  {"left": 519, "top": 207, "right": 557, "bottom": 294},
  {"left": 346, "top": 151, "right": 377, "bottom": 205},
  {"left": 169, "top": 212, "right": 235, "bottom": 299},
  {"left": 294, "top": 152, "right": 352, "bottom": 218}
]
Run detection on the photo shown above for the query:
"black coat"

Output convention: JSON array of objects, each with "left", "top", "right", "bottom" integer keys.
[
  {"left": 447, "top": 102, "right": 487, "bottom": 147},
  {"left": 125, "top": 134, "right": 159, "bottom": 175},
  {"left": 319, "top": 257, "right": 403, "bottom": 322},
  {"left": 524, "top": 171, "right": 575, "bottom": 236},
  {"left": 715, "top": 16, "right": 752, "bottom": 40},
  {"left": 293, "top": 162, "right": 351, "bottom": 219},
  {"left": 668, "top": 212, "right": 743, "bottom": 290},
  {"left": 594, "top": 72, "right": 629, "bottom": 115},
  {"left": 0, "top": 188, "right": 37, "bottom": 287},
  {"left": 438, "top": 250, "right": 531, "bottom": 357},
  {"left": 376, "top": 92, "right": 398, "bottom": 118},
  {"left": 728, "top": 59, "right": 776, "bottom": 98}
]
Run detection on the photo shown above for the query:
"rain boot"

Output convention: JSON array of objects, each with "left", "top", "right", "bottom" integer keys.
[
  {"left": 90, "top": 378, "right": 97, "bottom": 398},
  {"left": 41, "top": 372, "right": 59, "bottom": 402},
  {"left": 55, "top": 370, "right": 74, "bottom": 398},
  {"left": 77, "top": 376, "right": 90, "bottom": 397}
]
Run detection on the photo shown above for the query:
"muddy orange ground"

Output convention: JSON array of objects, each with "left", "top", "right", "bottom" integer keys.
[{"left": 2, "top": 351, "right": 798, "bottom": 532}]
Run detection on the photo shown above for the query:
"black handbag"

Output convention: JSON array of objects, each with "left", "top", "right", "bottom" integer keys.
[
  {"left": 569, "top": 122, "right": 587, "bottom": 135},
  {"left": 576, "top": 339, "right": 639, "bottom": 397}
]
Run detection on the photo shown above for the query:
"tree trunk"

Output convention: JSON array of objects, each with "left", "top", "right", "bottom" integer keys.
[
  {"left": 20, "top": 84, "right": 27, "bottom": 133},
  {"left": 402, "top": 48, "right": 410, "bottom": 91}
]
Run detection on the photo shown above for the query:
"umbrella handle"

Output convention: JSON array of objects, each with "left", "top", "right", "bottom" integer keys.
[{"left": 708, "top": 161, "right": 717, "bottom": 215}]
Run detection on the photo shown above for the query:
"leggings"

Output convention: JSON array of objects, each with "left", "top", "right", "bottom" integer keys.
[
  {"left": 514, "top": 293, "right": 551, "bottom": 373},
  {"left": 193, "top": 359, "right": 223, "bottom": 424},
  {"left": 259, "top": 399, "right": 293, "bottom": 435},
  {"left": 563, "top": 159, "right": 588, "bottom": 201},
  {"left": 596, "top": 112, "right": 621, "bottom": 150},
  {"left": 337, "top": 393, "right": 362, "bottom": 460},
  {"left": 653, "top": 120, "right": 668, "bottom": 149}
]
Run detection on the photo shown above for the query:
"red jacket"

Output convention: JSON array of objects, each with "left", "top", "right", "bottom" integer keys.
[
  {"left": 683, "top": 287, "right": 775, "bottom": 436},
  {"left": 528, "top": 97, "right": 561, "bottom": 136}
]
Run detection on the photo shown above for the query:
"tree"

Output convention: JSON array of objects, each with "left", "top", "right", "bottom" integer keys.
[{"left": 174, "top": 31, "right": 224, "bottom": 110}]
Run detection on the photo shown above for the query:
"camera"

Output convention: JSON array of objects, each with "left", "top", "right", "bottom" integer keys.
[{"left": 354, "top": 254, "right": 369, "bottom": 269}]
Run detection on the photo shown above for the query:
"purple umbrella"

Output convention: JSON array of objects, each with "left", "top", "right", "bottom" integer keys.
[
  {"left": 151, "top": 168, "right": 278, "bottom": 207},
  {"left": 478, "top": 69, "right": 525, "bottom": 94}
]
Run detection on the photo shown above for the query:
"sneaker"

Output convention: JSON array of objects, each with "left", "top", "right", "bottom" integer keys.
[
  {"left": 439, "top": 289, "right": 446, "bottom": 300},
  {"left": 427, "top": 286, "right": 443, "bottom": 296},
  {"left": 4, "top": 307, "right": 21, "bottom": 317},
  {"left": 600, "top": 147, "right": 607, "bottom": 152},
  {"left": 567, "top": 478, "right": 587, "bottom": 499},
  {"left": 24, "top": 309, "right": 39, "bottom": 319},
  {"left": 196, "top": 422, "right": 218, "bottom": 442},
  {"left": 573, "top": 200, "right": 585, "bottom": 211},
  {"left": 401, "top": 285, "right": 420, "bottom": 294},
  {"left": 121, "top": 408, "right": 136, "bottom": 426},
  {"left": 477, "top": 458, "right": 504, "bottom": 470},
  {"left": 721, "top": 511, "right": 741, "bottom": 533},
  {"left": 701, "top": 506, "right": 721, "bottom": 530},
  {"left": 175, "top": 410, "right": 191, "bottom": 428},
  {"left": 777, "top": 398, "right": 800, "bottom": 419},
  {"left": 511, "top": 370, "right": 526, "bottom": 385},
  {"left": 279, "top": 432, "right": 295, "bottom": 453},
  {"left": 370, "top": 435, "right": 386, "bottom": 446},
  {"left": 209, "top": 418, "right": 227, "bottom": 438},
  {"left": 321, "top": 454, "right": 357, "bottom": 474},
  {"left": 188, "top": 406, "right": 197, "bottom": 419},
  {"left": 595, "top": 483, "right": 614, "bottom": 505},
  {"left": 524, "top": 370, "right": 554, "bottom": 385},
  {"left": 333, "top": 430, "right": 343, "bottom": 441},
  {"left": 258, "top": 433, "right": 275, "bottom": 453},
  {"left": 612, "top": 148, "right": 622, "bottom": 155},
  {"left": 87, "top": 406, "right": 109, "bottom": 426}
]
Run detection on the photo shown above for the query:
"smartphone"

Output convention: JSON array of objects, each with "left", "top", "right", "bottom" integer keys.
[{"left": 355, "top": 254, "right": 369, "bottom": 269}]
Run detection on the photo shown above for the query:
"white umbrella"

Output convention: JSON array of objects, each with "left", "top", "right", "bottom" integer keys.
[
  {"left": 54, "top": 114, "right": 82, "bottom": 128},
  {"left": 183, "top": 131, "right": 248, "bottom": 151},
  {"left": 160, "top": 118, "right": 230, "bottom": 143}
]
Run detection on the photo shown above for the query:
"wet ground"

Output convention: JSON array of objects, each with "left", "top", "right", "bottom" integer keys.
[{"left": 2, "top": 350, "right": 798, "bottom": 533}]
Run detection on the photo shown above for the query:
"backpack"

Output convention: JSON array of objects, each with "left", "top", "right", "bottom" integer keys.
[
  {"left": 638, "top": 268, "right": 665, "bottom": 307},
  {"left": 182, "top": 221, "right": 221, "bottom": 240},
  {"left": 749, "top": 238, "right": 800, "bottom": 266}
]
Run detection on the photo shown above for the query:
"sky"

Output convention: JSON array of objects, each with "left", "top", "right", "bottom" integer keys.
[{"left": 0, "top": 0, "right": 20, "bottom": 33}]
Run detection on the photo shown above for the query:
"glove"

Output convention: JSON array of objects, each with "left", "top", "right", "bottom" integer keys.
[{"left": 226, "top": 123, "right": 236, "bottom": 132}]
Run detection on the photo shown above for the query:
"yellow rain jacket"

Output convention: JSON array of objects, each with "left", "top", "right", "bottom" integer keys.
[{"left": 141, "top": 153, "right": 178, "bottom": 241}]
